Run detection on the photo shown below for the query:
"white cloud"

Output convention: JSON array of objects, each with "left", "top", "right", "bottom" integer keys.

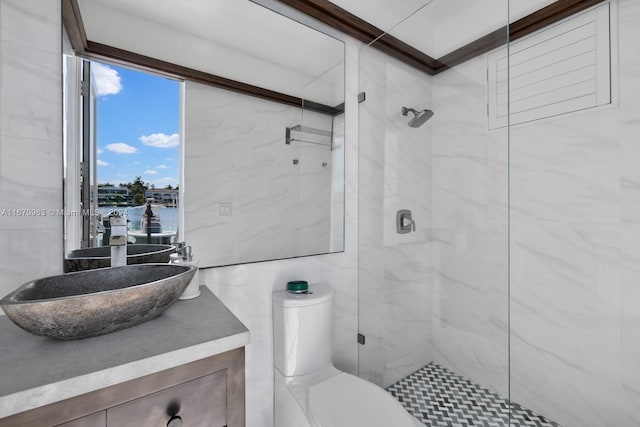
[
  {"left": 97, "top": 147, "right": 104, "bottom": 154},
  {"left": 97, "top": 159, "right": 109, "bottom": 167},
  {"left": 133, "top": 161, "right": 142, "bottom": 165},
  {"left": 91, "top": 63, "right": 122, "bottom": 96},
  {"left": 106, "top": 142, "right": 138, "bottom": 154},
  {"left": 144, "top": 169, "right": 159, "bottom": 175},
  {"left": 139, "top": 133, "right": 179, "bottom": 148},
  {"left": 156, "top": 164, "right": 169, "bottom": 169}
]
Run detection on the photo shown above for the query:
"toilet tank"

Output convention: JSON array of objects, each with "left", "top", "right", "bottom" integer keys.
[{"left": 273, "top": 284, "right": 334, "bottom": 377}]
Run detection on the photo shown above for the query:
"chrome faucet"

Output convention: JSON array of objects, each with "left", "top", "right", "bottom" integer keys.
[
  {"left": 173, "top": 241, "right": 186, "bottom": 257},
  {"left": 109, "top": 214, "right": 128, "bottom": 267}
]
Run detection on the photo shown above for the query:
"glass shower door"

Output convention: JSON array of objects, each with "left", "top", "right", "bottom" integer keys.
[
  {"left": 358, "top": 41, "right": 435, "bottom": 387},
  {"left": 357, "top": 1, "right": 510, "bottom": 425},
  {"left": 508, "top": 1, "right": 640, "bottom": 425}
]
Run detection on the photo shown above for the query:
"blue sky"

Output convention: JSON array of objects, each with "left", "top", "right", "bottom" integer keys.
[{"left": 92, "top": 61, "right": 180, "bottom": 188}]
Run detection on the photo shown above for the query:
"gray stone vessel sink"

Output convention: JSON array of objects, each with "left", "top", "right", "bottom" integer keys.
[
  {"left": 0, "top": 264, "right": 196, "bottom": 340},
  {"left": 64, "top": 244, "right": 176, "bottom": 272}
]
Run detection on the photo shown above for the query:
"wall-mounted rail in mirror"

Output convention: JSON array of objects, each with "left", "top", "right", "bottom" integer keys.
[{"left": 62, "top": 0, "right": 345, "bottom": 268}]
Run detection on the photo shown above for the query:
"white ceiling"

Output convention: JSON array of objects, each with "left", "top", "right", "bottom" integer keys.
[
  {"left": 77, "top": 0, "right": 346, "bottom": 106},
  {"left": 330, "top": 0, "right": 558, "bottom": 58},
  {"left": 77, "top": 0, "right": 562, "bottom": 102}
]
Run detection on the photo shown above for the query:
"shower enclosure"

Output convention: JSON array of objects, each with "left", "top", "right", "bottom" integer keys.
[{"left": 357, "top": 1, "right": 639, "bottom": 426}]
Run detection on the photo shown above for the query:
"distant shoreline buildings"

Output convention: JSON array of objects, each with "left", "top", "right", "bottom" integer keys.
[{"left": 94, "top": 185, "right": 179, "bottom": 206}]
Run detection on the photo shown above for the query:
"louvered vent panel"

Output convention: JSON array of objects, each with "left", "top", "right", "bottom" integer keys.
[{"left": 488, "top": 3, "right": 611, "bottom": 129}]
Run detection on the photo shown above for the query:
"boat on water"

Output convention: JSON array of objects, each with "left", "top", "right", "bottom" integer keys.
[
  {"left": 95, "top": 200, "right": 178, "bottom": 245},
  {"left": 127, "top": 201, "right": 177, "bottom": 244}
]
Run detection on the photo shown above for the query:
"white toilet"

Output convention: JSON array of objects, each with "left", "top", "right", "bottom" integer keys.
[{"left": 273, "top": 284, "right": 424, "bottom": 427}]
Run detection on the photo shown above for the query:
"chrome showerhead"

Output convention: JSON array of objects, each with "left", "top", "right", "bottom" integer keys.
[{"left": 402, "top": 106, "right": 434, "bottom": 128}]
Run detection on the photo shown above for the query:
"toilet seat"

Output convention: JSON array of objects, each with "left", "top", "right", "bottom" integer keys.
[{"left": 307, "top": 373, "right": 419, "bottom": 427}]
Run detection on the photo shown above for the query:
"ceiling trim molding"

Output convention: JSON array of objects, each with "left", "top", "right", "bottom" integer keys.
[
  {"left": 276, "top": 0, "right": 606, "bottom": 75},
  {"left": 85, "top": 41, "right": 343, "bottom": 115},
  {"left": 510, "top": 0, "right": 606, "bottom": 41},
  {"left": 435, "top": 0, "right": 606, "bottom": 73},
  {"left": 61, "top": 0, "right": 605, "bottom": 101},
  {"left": 274, "top": 0, "right": 441, "bottom": 74},
  {"left": 61, "top": 0, "right": 343, "bottom": 116}
]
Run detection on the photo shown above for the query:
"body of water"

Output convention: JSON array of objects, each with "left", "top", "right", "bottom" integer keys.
[{"left": 97, "top": 206, "right": 178, "bottom": 233}]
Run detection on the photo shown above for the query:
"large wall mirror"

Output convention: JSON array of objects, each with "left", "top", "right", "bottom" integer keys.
[{"left": 63, "top": 0, "right": 345, "bottom": 268}]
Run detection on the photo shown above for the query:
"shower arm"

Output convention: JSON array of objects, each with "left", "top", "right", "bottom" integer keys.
[{"left": 402, "top": 107, "right": 418, "bottom": 116}]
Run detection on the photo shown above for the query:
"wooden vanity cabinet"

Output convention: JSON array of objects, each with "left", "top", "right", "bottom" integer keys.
[
  {"left": 1, "top": 347, "right": 245, "bottom": 427},
  {"left": 107, "top": 370, "right": 227, "bottom": 426},
  {"left": 57, "top": 411, "right": 105, "bottom": 427}
]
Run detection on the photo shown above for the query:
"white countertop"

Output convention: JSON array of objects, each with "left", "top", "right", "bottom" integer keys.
[{"left": 0, "top": 286, "right": 249, "bottom": 418}]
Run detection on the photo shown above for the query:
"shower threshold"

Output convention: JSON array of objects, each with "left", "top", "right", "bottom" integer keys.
[{"left": 387, "top": 363, "right": 560, "bottom": 427}]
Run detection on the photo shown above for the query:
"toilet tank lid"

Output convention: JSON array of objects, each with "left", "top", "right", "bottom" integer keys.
[{"left": 272, "top": 284, "right": 333, "bottom": 308}]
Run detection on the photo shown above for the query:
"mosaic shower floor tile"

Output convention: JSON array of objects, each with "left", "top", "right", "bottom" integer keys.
[{"left": 387, "top": 363, "right": 560, "bottom": 427}]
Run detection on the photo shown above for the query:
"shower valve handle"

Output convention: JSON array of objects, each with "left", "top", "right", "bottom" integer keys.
[
  {"left": 403, "top": 217, "right": 416, "bottom": 231},
  {"left": 396, "top": 209, "right": 415, "bottom": 234}
]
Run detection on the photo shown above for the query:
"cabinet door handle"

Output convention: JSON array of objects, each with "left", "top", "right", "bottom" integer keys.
[{"left": 167, "top": 415, "right": 182, "bottom": 427}]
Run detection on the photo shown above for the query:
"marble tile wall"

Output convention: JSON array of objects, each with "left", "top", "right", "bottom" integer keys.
[
  {"left": 358, "top": 46, "right": 434, "bottom": 388},
  {"left": 298, "top": 138, "right": 333, "bottom": 255},
  {"left": 431, "top": 55, "right": 510, "bottom": 396},
  {"left": 330, "top": 113, "right": 345, "bottom": 252},
  {"left": 618, "top": 2, "right": 640, "bottom": 419},
  {"left": 432, "top": 52, "right": 508, "bottom": 395},
  {"left": 197, "top": 40, "right": 360, "bottom": 427},
  {"left": 184, "top": 82, "right": 337, "bottom": 267},
  {"left": 0, "top": 0, "right": 63, "bottom": 302},
  {"left": 509, "top": 1, "right": 640, "bottom": 425}
]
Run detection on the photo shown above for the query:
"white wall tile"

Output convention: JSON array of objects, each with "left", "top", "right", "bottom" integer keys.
[
  {"left": 510, "top": 221, "right": 624, "bottom": 426},
  {"left": 0, "top": 40, "right": 62, "bottom": 141},
  {"left": 0, "top": 0, "right": 61, "bottom": 54},
  {"left": 431, "top": 55, "right": 510, "bottom": 397},
  {"left": 620, "top": 226, "right": 640, "bottom": 426},
  {"left": 184, "top": 81, "right": 338, "bottom": 267},
  {"left": 507, "top": 1, "right": 640, "bottom": 424},
  {"left": 0, "top": 1, "right": 62, "bottom": 301}
]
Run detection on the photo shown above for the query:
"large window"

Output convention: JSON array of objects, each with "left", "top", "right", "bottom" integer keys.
[{"left": 65, "top": 59, "right": 181, "bottom": 250}]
